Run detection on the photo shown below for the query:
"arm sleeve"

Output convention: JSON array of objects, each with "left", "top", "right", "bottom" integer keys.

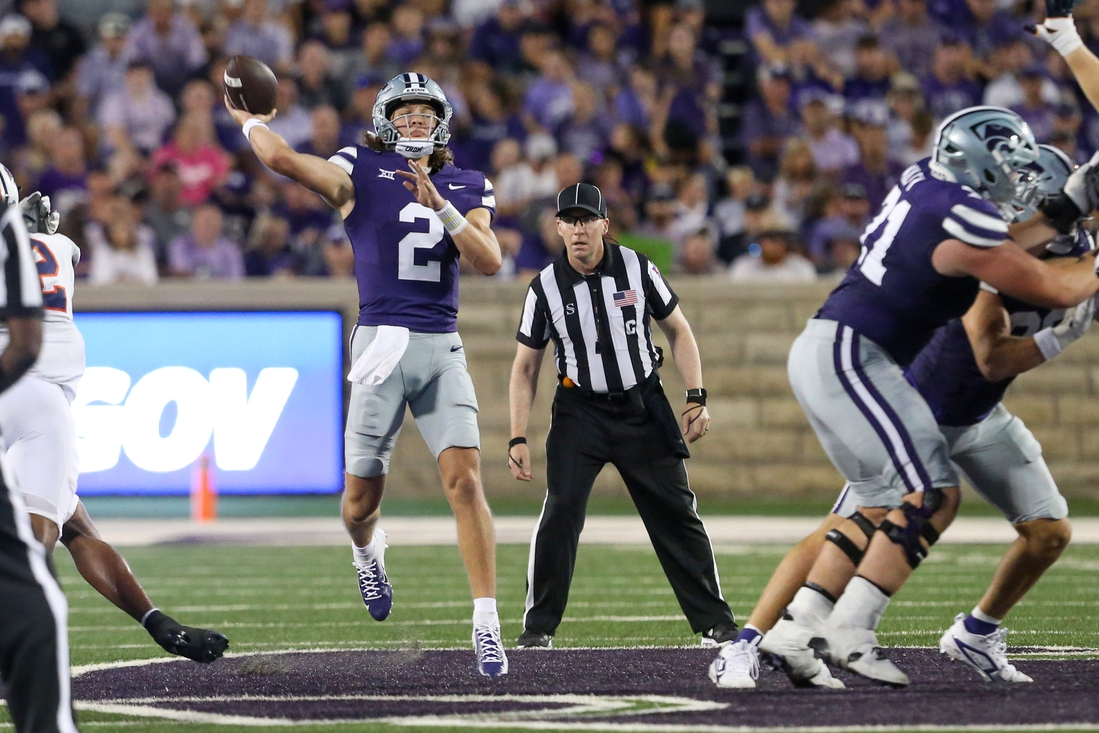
[
  {"left": 642, "top": 255, "right": 679, "bottom": 319},
  {"left": 516, "top": 281, "right": 551, "bottom": 349},
  {"left": 453, "top": 174, "right": 497, "bottom": 221},
  {"left": 0, "top": 204, "right": 43, "bottom": 316}
]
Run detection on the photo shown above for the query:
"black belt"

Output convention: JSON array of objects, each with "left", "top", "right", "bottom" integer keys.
[{"left": 557, "top": 372, "right": 657, "bottom": 405}]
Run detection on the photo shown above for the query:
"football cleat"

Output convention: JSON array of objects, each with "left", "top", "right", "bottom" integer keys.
[
  {"left": 701, "top": 621, "right": 739, "bottom": 648},
  {"left": 811, "top": 623, "right": 909, "bottom": 687},
  {"left": 474, "top": 624, "right": 509, "bottom": 677},
  {"left": 708, "top": 639, "right": 760, "bottom": 689},
  {"left": 516, "top": 629, "right": 553, "bottom": 648},
  {"left": 145, "top": 611, "right": 229, "bottom": 664},
  {"left": 354, "top": 529, "right": 393, "bottom": 621},
  {"left": 939, "top": 613, "right": 1032, "bottom": 682},
  {"left": 760, "top": 615, "right": 844, "bottom": 688}
]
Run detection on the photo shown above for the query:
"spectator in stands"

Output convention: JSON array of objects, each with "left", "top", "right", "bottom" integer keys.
[
  {"left": 124, "top": 0, "right": 207, "bottom": 97},
  {"left": 815, "top": 221, "right": 863, "bottom": 277},
  {"left": 745, "top": 0, "right": 814, "bottom": 69},
  {"left": 14, "top": 70, "right": 51, "bottom": 146},
  {"left": 577, "top": 22, "right": 624, "bottom": 98},
  {"left": 274, "top": 179, "right": 333, "bottom": 248},
  {"left": 843, "top": 36, "right": 892, "bottom": 104},
  {"left": 168, "top": 202, "right": 244, "bottom": 279},
  {"left": 842, "top": 107, "right": 903, "bottom": 211},
  {"left": 799, "top": 91, "right": 859, "bottom": 177},
  {"left": 346, "top": 22, "right": 399, "bottom": 90},
  {"left": 141, "top": 163, "right": 191, "bottom": 267},
  {"left": 36, "top": 124, "right": 86, "bottom": 217},
  {"left": 514, "top": 205, "right": 563, "bottom": 279},
  {"left": 556, "top": 82, "right": 610, "bottom": 164},
  {"left": 878, "top": 0, "right": 945, "bottom": 81},
  {"left": 524, "top": 49, "right": 575, "bottom": 132},
  {"left": 772, "top": 137, "right": 822, "bottom": 231},
  {"left": 1010, "top": 64, "right": 1056, "bottom": 143},
  {"left": 22, "top": 0, "right": 84, "bottom": 83},
  {"left": 75, "top": 13, "right": 130, "bottom": 121},
  {"left": 921, "top": 38, "right": 982, "bottom": 121},
  {"left": 1053, "top": 102, "right": 1088, "bottom": 163},
  {"left": 590, "top": 158, "right": 632, "bottom": 213},
  {"left": 0, "top": 14, "right": 51, "bottom": 151},
  {"left": 637, "top": 182, "right": 677, "bottom": 244},
  {"left": 955, "top": 0, "right": 1020, "bottom": 67},
  {"left": 244, "top": 213, "right": 296, "bottom": 278},
  {"left": 16, "top": 107, "right": 58, "bottom": 182},
  {"left": 223, "top": 0, "right": 295, "bottom": 76},
  {"left": 613, "top": 65, "right": 658, "bottom": 129},
  {"left": 812, "top": 0, "right": 868, "bottom": 80},
  {"left": 86, "top": 195, "right": 159, "bottom": 286},
  {"left": 151, "top": 112, "right": 231, "bottom": 207},
  {"left": 496, "top": 132, "right": 558, "bottom": 218},
  {"left": 99, "top": 60, "right": 176, "bottom": 156},
  {"left": 295, "top": 105, "right": 342, "bottom": 159},
  {"left": 741, "top": 64, "right": 800, "bottom": 181},
  {"left": 728, "top": 217, "right": 817, "bottom": 283},
  {"left": 894, "top": 105, "right": 936, "bottom": 166},
  {"left": 312, "top": 1, "right": 358, "bottom": 82},
  {"left": 713, "top": 166, "right": 757, "bottom": 264},
  {"left": 885, "top": 72, "right": 924, "bottom": 162},
  {"left": 461, "top": 81, "right": 525, "bottom": 172},
  {"left": 266, "top": 77, "right": 312, "bottom": 151},
  {"left": 296, "top": 41, "right": 349, "bottom": 112},
  {"left": 983, "top": 39, "right": 1059, "bottom": 109},
  {"left": 388, "top": 4, "right": 424, "bottom": 66},
  {"left": 519, "top": 151, "right": 584, "bottom": 233},
  {"left": 669, "top": 172, "right": 713, "bottom": 252},
  {"left": 807, "top": 182, "right": 870, "bottom": 266},
  {"left": 321, "top": 224, "right": 355, "bottom": 277},
  {"left": 605, "top": 122, "right": 650, "bottom": 204},
  {"left": 680, "top": 226, "right": 716, "bottom": 275},
  {"left": 469, "top": 0, "right": 529, "bottom": 76}
]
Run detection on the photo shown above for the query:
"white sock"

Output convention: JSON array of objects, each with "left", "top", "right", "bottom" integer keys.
[
  {"left": 352, "top": 537, "right": 377, "bottom": 565},
  {"left": 472, "top": 597, "right": 499, "bottom": 627},
  {"left": 829, "top": 576, "right": 890, "bottom": 631},
  {"left": 787, "top": 586, "right": 835, "bottom": 629},
  {"left": 971, "top": 606, "right": 1002, "bottom": 625}
]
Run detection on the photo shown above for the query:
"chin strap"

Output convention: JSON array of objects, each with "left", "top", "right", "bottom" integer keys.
[{"left": 394, "top": 139, "right": 436, "bottom": 159}]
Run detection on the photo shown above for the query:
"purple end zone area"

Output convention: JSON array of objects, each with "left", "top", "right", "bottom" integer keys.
[{"left": 75, "top": 648, "right": 1099, "bottom": 727}]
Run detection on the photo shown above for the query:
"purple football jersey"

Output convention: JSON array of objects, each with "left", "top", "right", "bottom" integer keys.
[
  {"left": 816, "top": 158, "right": 1009, "bottom": 367},
  {"left": 330, "top": 146, "right": 497, "bottom": 332},
  {"left": 907, "top": 229, "right": 1095, "bottom": 426}
]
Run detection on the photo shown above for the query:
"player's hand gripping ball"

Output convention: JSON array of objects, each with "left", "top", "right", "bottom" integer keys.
[{"left": 223, "top": 55, "right": 278, "bottom": 116}]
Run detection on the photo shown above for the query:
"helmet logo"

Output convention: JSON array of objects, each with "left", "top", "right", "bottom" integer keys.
[{"left": 972, "top": 121, "right": 1026, "bottom": 162}]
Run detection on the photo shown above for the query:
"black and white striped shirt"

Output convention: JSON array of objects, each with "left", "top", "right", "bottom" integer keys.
[
  {"left": 0, "top": 202, "right": 42, "bottom": 317},
  {"left": 516, "top": 243, "right": 678, "bottom": 393}
]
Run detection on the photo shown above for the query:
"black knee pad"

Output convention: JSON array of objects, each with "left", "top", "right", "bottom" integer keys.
[
  {"left": 849, "top": 511, "right": 877, "bottom": 541},
  {"left": 879, "top": 494, "right": 943, "bottom": 569},
  {"left": 825, "top": 529, "right": 865, "bottom": 566}
]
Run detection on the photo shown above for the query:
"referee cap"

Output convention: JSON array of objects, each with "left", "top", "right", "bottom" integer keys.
[{"left": 556, "top": 183, "right": 607, "bottom": 219}]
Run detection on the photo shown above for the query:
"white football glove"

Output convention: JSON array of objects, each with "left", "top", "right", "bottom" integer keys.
[
  {"left": 1034, "top": 294, "right": 1097, "bottom": 360},
  {"left": 19, "top": 191, "right": 59, "bottom": 235},
  {"left": 1028, "top": 0, "right": 1083, "bottom": 55}
]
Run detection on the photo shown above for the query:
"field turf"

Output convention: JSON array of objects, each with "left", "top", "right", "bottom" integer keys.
[{"left": 4, "top": 540, "right": 1098, "bottom": 732}]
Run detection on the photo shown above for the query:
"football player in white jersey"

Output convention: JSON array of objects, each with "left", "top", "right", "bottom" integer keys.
[{"left": 0, "top": 166, "right": 229, "bottom": 664}]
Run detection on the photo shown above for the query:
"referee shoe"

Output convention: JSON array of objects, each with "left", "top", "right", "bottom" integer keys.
[
  {"left": 516, "top": 629, "right": 553, "bottom": 648},
  {"left": 701, "top": 621, "right": 739, "bottom": 647}
]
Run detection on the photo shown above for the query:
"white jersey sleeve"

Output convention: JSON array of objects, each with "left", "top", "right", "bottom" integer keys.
[{"left": 29, "top": 233, "right": 78, "bottom": 321}]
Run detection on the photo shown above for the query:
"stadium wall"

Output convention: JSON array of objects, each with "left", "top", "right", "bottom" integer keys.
[{"left": 77, "top": 278, "right": 1099, "bottom": 503}]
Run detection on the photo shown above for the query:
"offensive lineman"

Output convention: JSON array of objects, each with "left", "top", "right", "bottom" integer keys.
[
  {"left": 224, "top": 73, "right": 508, "bottom": 676},
  {"left": 709, "top": 145, "right": 1096, "bottom": 688},
  {"left": 732, "top": 106, "right": 1099, "bottom": 688},
  {"left": 0, "top": 168, "right": 229, "bottom": 664}
]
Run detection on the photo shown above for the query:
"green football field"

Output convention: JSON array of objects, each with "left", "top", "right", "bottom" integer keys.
[{"left": 4, "top": 540, "right": 1098, "bottom": 732}]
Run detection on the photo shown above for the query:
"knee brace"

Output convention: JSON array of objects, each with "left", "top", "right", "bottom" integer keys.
[
  {"left": 878, "top": 491, "right": 943, "bottom": 569},
  {"left": 824, "top": 510, "right": 879, "bottom": 566}
]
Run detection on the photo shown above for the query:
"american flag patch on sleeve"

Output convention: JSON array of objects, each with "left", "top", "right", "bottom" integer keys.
[{"left": 612, "top": 290, "right": 638, "bottom": 307}]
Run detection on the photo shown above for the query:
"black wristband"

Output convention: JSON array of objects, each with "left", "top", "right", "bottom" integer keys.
[
  {"left": 685, "top": 388, "right": 707, "bottom": 406},
  {"left": 508, "top": 437, "right": 527, "bottom": 448}
]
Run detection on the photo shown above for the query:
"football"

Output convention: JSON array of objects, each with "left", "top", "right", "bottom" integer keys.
[{"left": 223, "top": 55, "right": 278, "bottom": 117}]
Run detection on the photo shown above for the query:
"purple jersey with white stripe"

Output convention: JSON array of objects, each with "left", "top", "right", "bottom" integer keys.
[
  {"left": 816, "top": 158, "right": 1009, "bottom": 366},
  {"left": 907, "top": 229, "right": 1095, "bottom": 426},
  {"left": 330, "top": 146, "right": 496, "bottom": 332}
]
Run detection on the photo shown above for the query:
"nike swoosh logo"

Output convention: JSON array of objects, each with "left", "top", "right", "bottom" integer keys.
[
  {"left": 448, "top": 184, "right": 466, "bottom": 190},
  {"left": 450, "top": 345, "right": 464, "bottom": 352}
]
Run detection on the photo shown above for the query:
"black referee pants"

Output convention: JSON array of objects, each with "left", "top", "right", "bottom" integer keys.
[
  {"left": 523, "top": 380, "right": 733, "bottom": 637},
  {"left": 0, "top": 470, "right": 76, "bottom": 733}
]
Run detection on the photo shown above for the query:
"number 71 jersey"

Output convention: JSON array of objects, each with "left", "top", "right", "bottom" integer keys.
[
  {"left": 816, "top": 158, "right": 1010, "bottom": 367},
  {"left": 331, "top": 146, "right": 496, "bottom": 333}
]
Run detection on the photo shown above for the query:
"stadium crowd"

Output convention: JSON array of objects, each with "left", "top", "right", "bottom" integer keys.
[{"left": 2, "top": 0, "right": 1097, "bottom": 284}]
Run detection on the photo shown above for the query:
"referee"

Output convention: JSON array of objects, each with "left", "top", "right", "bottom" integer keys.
[
  {"left": 508, "top": 183, "right": 736, "bottom": 649},
  {"left": 0, "top": 197, "right": 78, "bottom": 733}
]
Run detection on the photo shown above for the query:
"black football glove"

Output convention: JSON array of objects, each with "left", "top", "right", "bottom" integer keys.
[
  {"left": 1046, "top": 0, "right": 1078, "bottom": 18},
  {"left": 145, "top": 610, "right": 229, "bottom": 664},
  {"left": 1027, "top": 0, "right": 1083, "bottom": 54}
]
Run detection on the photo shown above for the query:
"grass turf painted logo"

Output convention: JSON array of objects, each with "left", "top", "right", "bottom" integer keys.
[{"left": 73, "top": 366, "right": 298, "bottom": 473}]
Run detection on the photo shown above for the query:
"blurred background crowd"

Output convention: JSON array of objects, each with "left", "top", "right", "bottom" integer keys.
[{"left": 0, "top": 0, "right": 1095, "bottom": 285}]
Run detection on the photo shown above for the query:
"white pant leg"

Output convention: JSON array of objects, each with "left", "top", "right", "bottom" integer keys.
[{"left": 0, "top": 376, "right": 79, "bottom": 528}]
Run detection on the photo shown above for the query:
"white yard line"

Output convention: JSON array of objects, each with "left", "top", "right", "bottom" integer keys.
[{"left": 90, "top": 516, "right": 1099, "bottom": 547}]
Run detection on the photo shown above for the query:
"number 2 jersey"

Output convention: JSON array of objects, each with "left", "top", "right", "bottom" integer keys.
[
  {"left": 816, "top": 158, "right": 1010, "bottom": 367},
  {"left": 0, "top": 232, "right": 85, "bottom": 401},
  {"left": 907, "top": 229, "right": 1096, "bottom": 427},
  {"left": 328, "top": 146, "right": 496, "bottom": 333}
]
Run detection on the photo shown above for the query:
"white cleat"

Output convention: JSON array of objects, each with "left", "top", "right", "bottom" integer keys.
[
  {"left": 811, "top": 623, "right": 909, "bottom": 687},
  {"left": 709, "top": 639, "right": 760, "bottom": 689},
  {"left": 761, "top": 616, "right": 844, "bottom": 689},
  {"left": 939, "top": 613, "right": 1032, "bottom": 683}
]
